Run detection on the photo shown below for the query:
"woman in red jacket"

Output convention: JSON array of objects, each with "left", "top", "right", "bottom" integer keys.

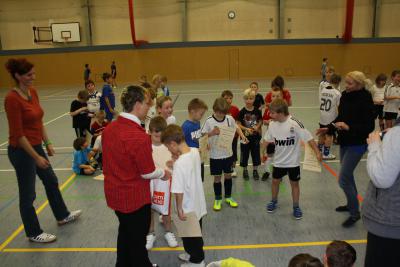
[{"left": 5, "top": 58, "right": 81, "bottom": 243}]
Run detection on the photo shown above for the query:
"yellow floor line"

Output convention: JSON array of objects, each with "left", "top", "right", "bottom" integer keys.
[
  {"left": 0, "top": 173, "right": 77, "bottom": 252},
  {"left": 2, "top": 239, "right": 367, "bottom": 253}
]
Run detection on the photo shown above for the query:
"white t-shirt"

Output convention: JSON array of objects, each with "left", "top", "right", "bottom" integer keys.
[
  {"left": 152, "top": 144, "right": 172, "bottom": 169},
  {"left": 264, "top": 116, "right": 313, "bottom": 168},
  {"left": 371, "top": 84, "right": 385, "bottom": 104},
  {"left": 87, "top": 90, "right": 102, "bottom": 114},
  {"left": 145, "top": 102, "right": 157, "bottom": 132},
  {"left": 166, "top": 115, "right": 176, "bottom": 125},
  {"left": 171, "top": 148, "right": 207, "bottom": 220},
  {"left": 201, "top": 115, "right": 236, "bottom": 159},
  {"left": 319, "top": 86, "right": 341, "bottom": 125},
  {"left": 384, "top": 84, "right": 400, "bottom": 113}
]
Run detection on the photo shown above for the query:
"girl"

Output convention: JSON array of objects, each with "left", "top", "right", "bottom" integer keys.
[
  {"left": 371, "top": 73, "right": 387, "bottom": 130},
  {"left": 156, "top": 96, "right": 176, "bottom": 125}
]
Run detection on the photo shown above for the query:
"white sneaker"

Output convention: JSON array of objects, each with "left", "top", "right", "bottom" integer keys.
[
  {"left": 178, "top": 253, "right": 190, "bottom": 262},
  {"left": 164, "top": 232, "right": 178, "bottom": 247},
  {"left": 323, "top": 154, "right": 336, "bottom": 160},
  {"left": 146, "top": 233, "right": 156, "bottom": 250},
  {"left": 29, "top": 232, "right": 57, "bottom": 243},
  {"left": 181, "top": 261, "right": 205, "bottom": 267},
  {"left": 58, "top": 210, "right": 82, "bottom": 225},
  {"left": 231, "top": 171, "right": 237, "bottom": 177},
  {"left": 159, "top": 215, "right": 163, "bottom": 223}
]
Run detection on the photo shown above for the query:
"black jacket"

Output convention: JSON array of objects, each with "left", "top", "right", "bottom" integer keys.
[{"left": 328, "top": 88, "right": 375, "bottom": 146}]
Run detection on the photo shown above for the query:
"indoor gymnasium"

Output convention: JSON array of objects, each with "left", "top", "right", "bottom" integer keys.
[{"left": 0, "top": 1, "right": 399, "bottom": 267}]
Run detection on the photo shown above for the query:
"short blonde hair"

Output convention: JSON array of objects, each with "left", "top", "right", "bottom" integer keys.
[
  {"left": 243, "top": 88, "right": 256, "bottom": 99},
  {"left": 346, "top": 71, "right": 372, "bottom": 89}
]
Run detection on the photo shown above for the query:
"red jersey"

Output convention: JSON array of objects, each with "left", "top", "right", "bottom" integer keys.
[
  {"left": 228, "top": 105, "right": 240, "bottom": 120},
  {"left": 5, "top": 88, "right": 44, "bottom": 147},
  {"left": 91, "top": 120, "right": 110, "bottom": 135},
  {"left": 265, "top": 89, "right": 292, "bottom": 105}
]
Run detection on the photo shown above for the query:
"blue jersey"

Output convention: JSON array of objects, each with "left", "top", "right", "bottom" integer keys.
[
  {"left": 100, "top": 84, "right": 115, "bottom": 120},
  {"left": 73, "top": 147, "right": 91, "bottom": 174},
  {"left": 182, "top": 120, "right": 201, "bottom": 148}
]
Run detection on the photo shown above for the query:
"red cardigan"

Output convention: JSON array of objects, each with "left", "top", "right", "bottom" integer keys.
[
  {"left": 102, "top": 116, "right": 155, "bottom": 213},
  {"left": 4, "top": 88, "right": 44, "bottom": 147}
]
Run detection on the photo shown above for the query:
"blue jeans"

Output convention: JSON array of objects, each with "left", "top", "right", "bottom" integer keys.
[
  {"left": 338, "top": 145, "right": 367, "bottom": 217},
  {"left": 8, "top": 145, "right": 70, "bottom": 237}
]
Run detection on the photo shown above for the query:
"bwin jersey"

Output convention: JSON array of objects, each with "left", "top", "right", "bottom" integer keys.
[
  {"left": 264, "top": 116, "right": 313, "bottom": 168},
  {"left": 319, "top": 86, "right": 341, "bottom": 125}
]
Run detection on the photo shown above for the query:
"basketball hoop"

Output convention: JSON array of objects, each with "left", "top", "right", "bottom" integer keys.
[{"left": 62, "top": 37, "right": 70, "bottom": 44}]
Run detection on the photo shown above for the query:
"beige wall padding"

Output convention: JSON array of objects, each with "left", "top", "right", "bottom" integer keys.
[{"left": 1, "top": 42, "right": 399, "bottom": 87}]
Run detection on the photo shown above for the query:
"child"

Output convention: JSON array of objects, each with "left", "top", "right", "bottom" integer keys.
[
  {"left": 237, "top": 88, "right": 262, "bottom": 180},
  {"left": 321, "top": 57, "right": 328, "bottom": 81},
  {"left": 262, "top": 86, "right": 284, "bottom": 125},
  {"left": 100, "top": 73, "right": 115, "bottom": 122},
  {"left": 318, "top": 74, "right": 342, "bottom": 160},
  {"left": 249, "top": 82, "right": 265, "bottom": 111},
  {"left": 263, "top": 99, "right": 321, "bottom": 219},
  {"left": 324, "top": 240, "right": 356, "bottom": 267},
  {"left": 146, "top": 116, "right": 178, "bottom": 250},
  {"left": 144, "top": 87, "right": 157, "bottom": 131},
  {"left": 152, "top": 74, "right": 164, "bottom": 97},
  {"left": 72, "top": 137, "right": 96, "bottom": 175},
  {"left": 161, "top": 124, "right": 207, "bottom": 267},
  {"left": 83, "top": 63, "right": 90, "bottom": 84},
  {"left": 70, "top": 90, "right": 90, "bottom": 138},
  {"left": 160, "top": 75, "right": 170, "bottom": 96},
  {"left": 156, "top": 96, "right": 176, "bottom": 125},
  {"left": 85, "top": 80, "right": 102, "bottom": 124},
  {"left": 222, "top": 90, "right": 240, "bottom": 177},
  {"left": 201, "top": 97, "right": 243, "bottom": 211},
  {"left": 182, "top": 98, "right": 209, "bottom": 182},
  {"left": 90, "top": 110, "right": 109, "bottom": 147},
  {"left": 371, "top": 73, "right": 387, "bottom": 131},
  {"left": 319, "top": 66, "right": 336, "bottom": 94},
  {"left": 265, "top": 76, "right": 292, "bottom": 108},
  {"left": 110, "top": 61, "right": 117, "bottom": 88},
  {"left": 289, "top": 254, "right": 323, "bottom": 267},
  {"left": 383, "top": 70, "right": 400, "bottom": 128}
]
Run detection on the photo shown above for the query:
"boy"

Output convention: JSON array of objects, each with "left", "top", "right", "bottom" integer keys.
[
  {"left": 83, "top": 63, "right": 90, "bottom": 84},
  {"left": 90, "top": 110, "right": 109, "bottom": 147},
  {"left": 160, "top": 75, "right": 170, "bottom": 96},
  {"left": 110, "top": 61, "right": 117, "bottom": 88},
  {"left": 237, "top": 88, "right": 262, "bottom": 180},
  {"left": 182, "top": 98, "right": 208, "bottom": 182},
  {"left": 221, "top": 90, "right": 240, "bottom": 177},
  {"left": 324, "top": 240, "right": 356, "bottom": 267},
  {"left": 201, "top": 97, "right": 243, "bottom": 211},
  {"left": 156, "top": 96, "right": 176, "bottom": 125},
  {"left": 383, "top": 70, "right": 400, "bottom": 128},
  {"left": 70, "top": 90, "right": 90, "bottom": 138},
  {"left": 250, "top": 82, "right": 265, "bottom": 111},
  {"left": 72, "top": 137, "right": 96, "bottom": 175},
  {"left": 146, "top": 116, "right": 178, "bottom": 250},
  {"left": 319, "top": 65, "right": 335, "bottom": 93},
  {"left": 321, "top": 58, "right": 328, "bottom": 81},
  {"left": 264, "top": 99, "right": 321, "bottom": 219},
  {"left": 162, "top": 124, "right": 207, "bottom": 267},
  {"left": 318, "top": 74, "right": 342, "bottom": 160},
  {"left": 100, "top": 73, "right": 115, "bottom": 122}
]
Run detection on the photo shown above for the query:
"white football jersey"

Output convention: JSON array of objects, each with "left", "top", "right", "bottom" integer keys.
[{"left": 319, "top": 86, "right": 341, "bottom": 125}]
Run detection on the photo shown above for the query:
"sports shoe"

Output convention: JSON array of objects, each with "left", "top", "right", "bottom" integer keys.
[
  {"left": 213, "top": 200, "right": 222, "bottom": 211},
  {"left": 243, "top": 169, "right": 249, "bottom": 180},
  {"left": 342, "top": 214, "right": 361, "bottom": 228},
  {"left": 146, "top": 233, "right": 156, "bottom": 250},
  {"left": 293, "top": 206, "right": 303, "bottom": 220},
  {"left": 57, "top": 210, "right": 82, "bottom": 225},
  {"left": 164, "top": 232, "right": 178, "bottom": 247},
  {"left": 253, "top": 170, "right": 259, "bottom": 180},
  {"left": 266, "top": 200, "right": 278, "bottom": 213},
  {"left": 231, "top": 171, "right": 237, "bottom": 178},
  {"left": 29, "top": 232, "right": 57, "bottom": 243},
  {"left": 261, "top": 172, "right": 270, "bottom": 181},
  {"left": 335, "top": 205, "right": 349, "bottom": 212},
  {"left": 181, "top": 261, "right": 205, "bottom": 267},
  {"left": 225, "top": 197, "right": 238, "bottom": 208},
  {"left": 323, "top": 154, "right": 336, "bottom": 160},
  {"left": 178, "top": 253, "right": 190, "bottom": 262}
]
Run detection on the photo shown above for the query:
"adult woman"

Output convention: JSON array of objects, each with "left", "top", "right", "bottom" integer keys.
[
  {"left": 318, "top": 71, "right": 375, "bottom": 227},
  {"left": 363, "top": 121, "right": 400, "bottom": 266},
  {"left": 5, "top": 58, "right": 81, "bottom": 243},
  {"left": 102, "top": 85, "right": 171, "bottom": 267}
]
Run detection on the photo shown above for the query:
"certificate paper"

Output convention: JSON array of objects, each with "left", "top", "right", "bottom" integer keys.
[
  {"left": 172, "top": 212, "right": 202, "bottom": 237},
  {"left": 199, "top": 135, "right": 209, "bottom": 163},
  {"left": 216, "top": 126, "right": 235, "bottom": 152},
  {"left": 303, "top": 143, "right": 321, "bottom": 173}
]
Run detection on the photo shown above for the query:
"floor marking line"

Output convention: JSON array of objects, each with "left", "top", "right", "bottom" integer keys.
[
  {"left": 2, "top": 239, "right": 367, "bottom": 253},
  {"left": 0, "top": 168, "right": 71, "bottom": 172},
  {"left": 0, "top": 173, "right": 77, "bottom": 252}
]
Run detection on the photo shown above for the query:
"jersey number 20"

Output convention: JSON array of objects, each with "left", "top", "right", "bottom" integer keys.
[{"left": 320, "top": 98, "right": 332, "bottom": 112}]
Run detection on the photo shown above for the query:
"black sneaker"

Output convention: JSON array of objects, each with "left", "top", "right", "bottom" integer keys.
[
  {"left": 335, "top": 205, "right": 349, "bottom": 212},
  {"left": 253, "top": 170, "right": 259, "bottom": 180},
  {"left": 243, "top": 169, "right": 249, "bottom": 180},
  {"left": 261, "top": 172, "right": 270, "bottom": 181},
  {"left": 342, "top": 214, "right": 361, "bottom": 228}
]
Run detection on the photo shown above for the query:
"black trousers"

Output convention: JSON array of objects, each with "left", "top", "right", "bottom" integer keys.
[
  {"left": 240, "top": 138, "right": 261, "bottom": 167},
  {"left": 365, "top": 231, "right": 400, "bottom": 267},
  {"left": 181, "top": 219, "right": 204, "bottom": 264},
  {"left": 8, "top": 145, "right": 69, "bottom": 237},
  {"left": 115, "top": 204, "right": 152, "bottom": 267}
]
